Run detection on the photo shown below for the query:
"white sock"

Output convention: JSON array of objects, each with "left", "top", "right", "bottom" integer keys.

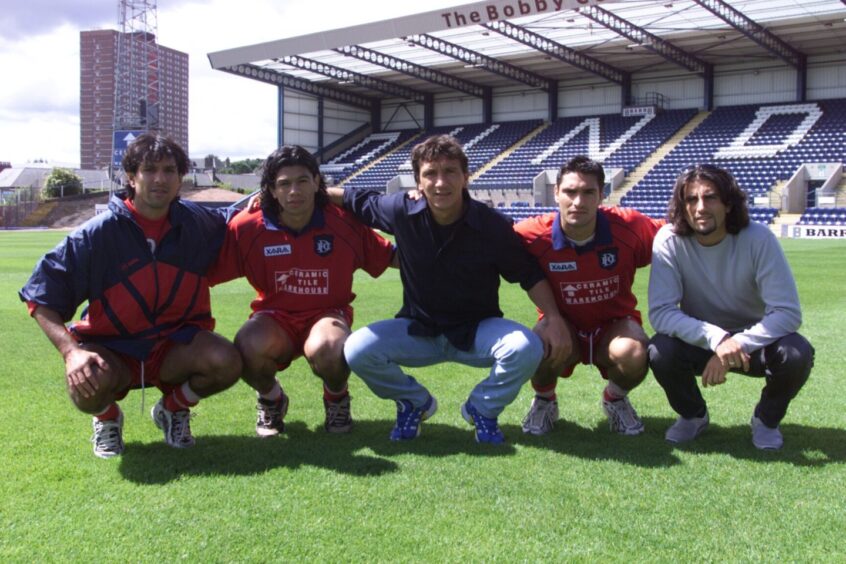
[
  {"left": 605, "top": 380, "right": 628, "bottom": 401},
  {"left": 259, "top": 380, "right": 283, "bottom": 402},
  {"left": 180, "top": 381, "right": 201, "bottom": 404}
]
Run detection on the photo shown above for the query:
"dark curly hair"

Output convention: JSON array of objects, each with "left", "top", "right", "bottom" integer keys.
[
  {"left": 668, "top": 163, "right": 750, "bottom": 236},
  {"left": 410, "top": 135, "right": 469, "bottom": 184},
  {"left": 121, "top": 133, "right": 190, "bottom": 198},
  {"left": 556, "top": 155, "right": 605, "bottom": 188},
  {"left": 259, "top": 145, "right": 328, "bottom": 219}
]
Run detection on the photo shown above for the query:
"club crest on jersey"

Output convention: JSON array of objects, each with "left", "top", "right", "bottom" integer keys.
[
  {"left": 264, "top": 244, "right": 292, "bottom": 257},
  {"left": 598, "top": 248, "right": 618, "bottom": 270},
  {"left": 549, "top": 262, "right": 577, "bottom": 272},
  {"left": 314, "top": 235, "right": 334, "bottom": 257}
]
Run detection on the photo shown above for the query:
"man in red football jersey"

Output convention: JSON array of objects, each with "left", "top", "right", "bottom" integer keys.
[
  {"left": 515, "top": 155, "right": 663, "bottom": 436},
  {"left": 209, "top": 145, "right": 395, "bottom": 436}
]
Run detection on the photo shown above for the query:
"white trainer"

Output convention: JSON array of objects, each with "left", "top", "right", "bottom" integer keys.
[
  {"left": 602, "top": 395, "right": 645, "bottom": 436},
  {"left": 92, "top": 412, "right": 125, "bottom": 458},
  {"left": 521, "top": 396, "right": 559, "bottom": 436},
  {"left": 151, "top": 399, "right": 195, "bottom": 448}
]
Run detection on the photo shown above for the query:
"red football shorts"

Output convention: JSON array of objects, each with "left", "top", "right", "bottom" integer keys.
[{"left": 252, "top": 306, "right": 353, "bottom": 370}]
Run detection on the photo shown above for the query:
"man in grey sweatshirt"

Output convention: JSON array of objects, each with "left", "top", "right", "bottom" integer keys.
[{"left": 647, "top": 164, "right": 813, "bottom": 450}]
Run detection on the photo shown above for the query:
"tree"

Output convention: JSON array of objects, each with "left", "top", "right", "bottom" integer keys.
[
  {"left": 42, "top": 168, "right": 83, "bottom": 199},
  {"left": 221, "top": 158, "right": 263, "bottom": 175}
]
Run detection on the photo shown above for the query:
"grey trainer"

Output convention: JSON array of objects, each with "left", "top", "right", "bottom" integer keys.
[
  {"left": 665, "top": 412, "right": 709, "bottom": 443},
  {"left": 750, "top": 416, "right": 783, "bottom": 450}
]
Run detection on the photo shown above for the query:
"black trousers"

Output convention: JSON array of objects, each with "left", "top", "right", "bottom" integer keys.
[{"left": 648, "top": 333, "right": 814, "bottom": 427}]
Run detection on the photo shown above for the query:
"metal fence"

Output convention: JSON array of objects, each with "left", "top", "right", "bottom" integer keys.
[{"left": 0, "top": 187, "right": 40, "bottom": 228}]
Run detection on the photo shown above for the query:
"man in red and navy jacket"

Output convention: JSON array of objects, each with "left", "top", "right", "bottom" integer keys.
[{"left": 19, "top": 133, "right": 242, "bottom": 458}]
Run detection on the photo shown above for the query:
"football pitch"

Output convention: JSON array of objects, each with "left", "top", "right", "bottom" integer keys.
[{"left": 1, "top": 229, "right": 844, "bottom": 561}]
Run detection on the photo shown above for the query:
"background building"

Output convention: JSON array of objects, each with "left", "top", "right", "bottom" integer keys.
[{"left": 80, "top": 29, "right": 188, "bottom": 170}]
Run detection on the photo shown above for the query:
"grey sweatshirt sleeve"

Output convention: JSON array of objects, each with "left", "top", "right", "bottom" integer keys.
[{"left": 731, "top": 228, "right": 802, "bottom": 351}]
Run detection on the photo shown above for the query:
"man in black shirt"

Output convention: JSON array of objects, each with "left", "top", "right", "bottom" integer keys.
[{"left": 334, "top": 135, "right": 567, "bottom": 444}]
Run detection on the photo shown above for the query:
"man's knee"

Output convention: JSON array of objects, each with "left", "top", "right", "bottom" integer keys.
[
  {"left": 608, "top": 337, "right": 648, "bottom": 375},
  {"left": 499, "top": 327, "right": 544, "bottom": 370},
  {"left": 343, "top": 327, "right": 377, "bottom": 371},
  {"left": 647, "top": 333, "right": 684, "bottom": 379},
  {"left": 69, "top": 378, "right": 123, "bottom": 414},
  {"left": 177, "top": 333, "right": 242, "bottom": 391},
  {"left": 307, "top": 337, "right": 348, "bottom": 379},
  {"left": 234, "top": 322, "right": 275, "bottom": 364},
  {"left": 205, "top": 341, "right": 242, "bottom": 388},
  {"left": 770, "top": 333, "right": 814, "bottom": 384}
]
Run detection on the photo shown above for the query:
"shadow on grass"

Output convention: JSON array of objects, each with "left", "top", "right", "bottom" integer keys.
[
  {"left": 119, "top": 419, "right": 516, "bottom": 484},
  {"left": 506, "top": 417, "right": 846, "bottom": 467},
  {"left": 120, "top": 421, "right": 395, "bottom": 484},
  {"left": 648, "top": 419, "right": 846, "bottom": 466},
  {"left": 506, "top": 417, "right": 682, "bottom": 468},
  {"left": 367, "top": 422, "right": 518, "bottom": 458}
]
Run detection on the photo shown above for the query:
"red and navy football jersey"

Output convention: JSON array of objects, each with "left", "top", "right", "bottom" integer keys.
[
  {"left": 209, "top": 203, "right": 394, "bottom": 314},
  {"left": 515, "top": 207, "right": 662, "bottom": 330}
]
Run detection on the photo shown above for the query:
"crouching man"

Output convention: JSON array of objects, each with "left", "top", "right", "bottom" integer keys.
[
  {"left": 648, "top": 164, "right": 813, "bottom": 450},
  {"left": 20, "top": 134, "right": 241, "bottom": 458}
]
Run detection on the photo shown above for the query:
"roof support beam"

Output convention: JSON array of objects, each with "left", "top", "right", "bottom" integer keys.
[
  {"left": 691, "top": 0, "right": 805, "bottom": 68},
  {"left": 333, "top": 45, "right": 490, "bottom": 99},
  {"left": 219, "top": 63, "right": 376, "bottom": 110},
  {"left": 275, "top": 55, "right": 429, "bottom": 103},
  {"left": 483, "top": 20, "right": 629, "bottom": 85},
  {"left": 691, "top": 0, "right": 807, "bottom": 100},
  {"left": 405, "top": 33, "right": 552, "bottom": 91},
  {"left": 578, "top": 5, "right": 711, "bottom": 75}
]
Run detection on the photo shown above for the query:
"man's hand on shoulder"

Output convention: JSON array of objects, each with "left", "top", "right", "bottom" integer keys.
[
  {"left": 326, "top": 187, "right": 345, "bottom": 206},
  {"left": 246, "top": 193, "right": 261, "bottom": 212},
  {"left": 405, "top": 188, "right": 424, "bottom": 202}
]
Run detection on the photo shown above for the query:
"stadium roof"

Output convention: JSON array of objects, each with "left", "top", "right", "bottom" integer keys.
[{"left": 208, "top": 0, "right": 846, "bottom": 107}]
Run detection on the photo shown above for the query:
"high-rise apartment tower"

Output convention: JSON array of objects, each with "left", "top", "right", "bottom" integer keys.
[{"left": 79, "top": 29, "right": 188, "bottom": 170}]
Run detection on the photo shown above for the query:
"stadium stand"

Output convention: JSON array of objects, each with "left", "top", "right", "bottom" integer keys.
[
  {"left": 314, "top": 98, "right": 846, "bottom": 228},
  {"left": 340, "top": 119, "right": 542, "bottom": 192},
  {"left": 798, "top": 207, "right": 846, "bottom": 225},
  {"left": 320, "top": 130, "right": 419, "bottom": 185},
  {"left": 472, "top": 109, "right": 697, "bottom": 190},
  {"left": 621, "top": 99, "right": 846, "bottom": 222}
]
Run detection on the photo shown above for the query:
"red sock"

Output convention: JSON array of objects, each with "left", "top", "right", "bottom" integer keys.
[
  {"left": 532, "top": 381, "right": 557, "bottom": 401},
  {"left": 323, "top": 383, "right": 349, "bottom": 403},
  {"left": 164, "top": 383, "right": 199, "bottom": 412},
  {"left": 96, "top": 403, "right": 121, "bottom": 421}
]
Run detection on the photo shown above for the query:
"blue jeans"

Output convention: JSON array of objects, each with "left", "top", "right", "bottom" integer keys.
[{"left": 344, "top": 317, "right": 543, "bottom": 418}]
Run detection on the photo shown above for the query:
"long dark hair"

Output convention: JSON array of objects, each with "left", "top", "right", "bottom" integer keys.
[
  {"left": 668, "top": 163, "right": 750, "bottom": 236},
  {"left": 259, "top": 145, "right": 328, "bottom": 218}
]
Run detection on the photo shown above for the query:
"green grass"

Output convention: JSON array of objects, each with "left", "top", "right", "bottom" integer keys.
[{"left": 1, "top": 230, "right": 844, "bottom": 561}]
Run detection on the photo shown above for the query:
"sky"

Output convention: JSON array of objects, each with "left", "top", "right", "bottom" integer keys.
[{"left": 0, "top": 0, "right": 461, "bottom": 168}]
